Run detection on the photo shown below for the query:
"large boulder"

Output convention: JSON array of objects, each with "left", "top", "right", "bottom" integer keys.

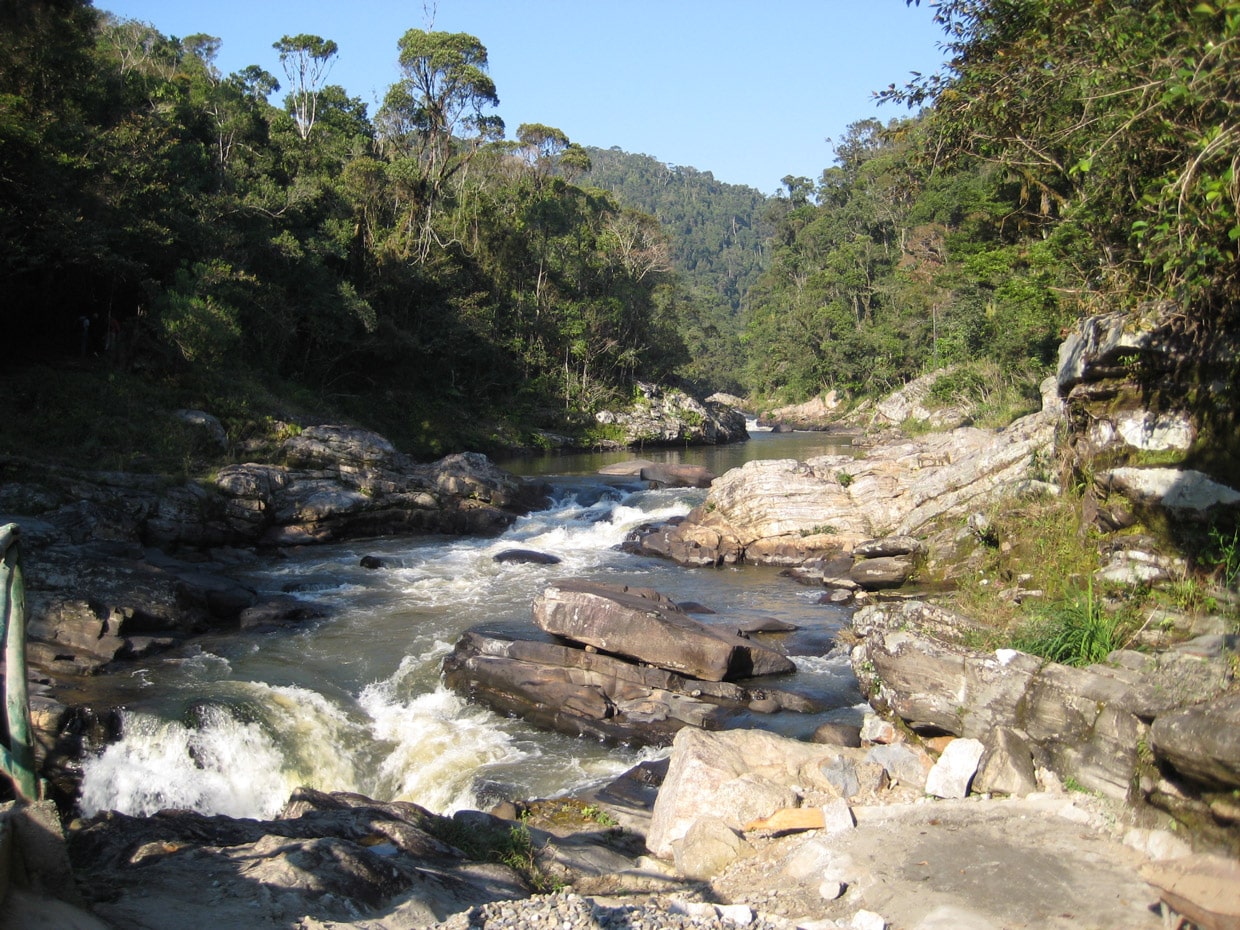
[
  {"left": 593, "top": 383, "right": 747, "bottom": 447},
  {"left": 532, "top": 579, "right": 795, "bottom": 681},
  {"left": 646, "top": 728, "right": 844, "bottom": 859},
  {"left": 442, "top": 627, "right": 816, "bottom": 748}
]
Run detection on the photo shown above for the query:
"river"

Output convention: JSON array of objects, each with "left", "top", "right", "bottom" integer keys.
[{"left": 78, "top": 426, "right": 865, "bottom": 821}]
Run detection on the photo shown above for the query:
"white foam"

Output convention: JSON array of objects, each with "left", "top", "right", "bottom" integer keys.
[
  {"left": 357, "top": 672, "right": 528, "bottom": 813},
  {"left": 79, "top": 706, "right": 294, "bottom": 819},
  {"left": 78, "top": 683, "right": 367, "bottom": 820}
]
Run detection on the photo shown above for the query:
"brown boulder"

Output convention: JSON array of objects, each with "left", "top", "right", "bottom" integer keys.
[{"left": 532, "top": 580, "right": 795, "bottom": 682}]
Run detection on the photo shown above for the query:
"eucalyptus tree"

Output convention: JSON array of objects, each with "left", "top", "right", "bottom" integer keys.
[
  {"left": 516, "top": 122, "right": 569, "bottom": 182},
  {"left": 273, "top": 34, "right": 338, "bottom": 141}
]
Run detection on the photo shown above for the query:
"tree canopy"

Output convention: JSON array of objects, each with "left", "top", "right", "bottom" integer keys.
[{"left": 3, "top": 0, "right": 1235, "bottom": 465}]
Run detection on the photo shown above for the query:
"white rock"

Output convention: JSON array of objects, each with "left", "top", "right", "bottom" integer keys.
[
  {"left": 821, "top": 798, "right": 856, "bottom": 834},
  {"left": 717, "top": 903, "right": 755, "bottom": 925},
  {"left": 782, "top": 838, "right": 855, "bottom": 884},
  {"left": 669, "top": 899, "right": 718, "bottom": 919},
  {"left": 851, "top": 910, "right": 889, "bottom": 930},
  {"left": 1105, "top": 467, "right": 1240, "bottom": 511},
  {"left": 925, "top": 738, "right": 985, "bottom": 799},
  {"left": 818, "top": 879, "right": 845, "bottom": 901},
  {"left": 1116, "top": 410, "right": 1194, "bottom": 451}
]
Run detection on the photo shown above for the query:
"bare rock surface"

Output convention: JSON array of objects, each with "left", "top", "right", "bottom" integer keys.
[
  {"left": 849, "top": 599, "right": 1240, "bottom": 836},
  {"left": 7, "top": 738, "right": 1180, "bottom": 930},
  {"left": 712, "top": 794, "right": 1163, "bottom": 930},
  {"left": 630, "top": 381, "right": 1059, "bottom": 570},
  {"left": 593, "top": 382, "right": 747, "bottom": 448},
  {"left": 63, "top": 788, "right": 529, "bottom": 929},
  {"left": 532, "top": 579, "right": 796, "bottom": 681}
]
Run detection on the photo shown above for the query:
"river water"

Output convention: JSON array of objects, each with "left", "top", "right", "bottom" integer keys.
[{"left": 78, "top": 427, "right": 865, "bottom": 821}]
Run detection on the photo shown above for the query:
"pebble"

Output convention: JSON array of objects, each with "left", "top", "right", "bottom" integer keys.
[{"left": 438, "top": 890, "right": 800, "bottom": 930}]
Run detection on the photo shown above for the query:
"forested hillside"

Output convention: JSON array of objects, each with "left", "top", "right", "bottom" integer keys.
[
  {"left": 742, "top": 117, "right": 1070, "bottom": 416},
  {"left": 742, "top": 0, "right": 1239, "bottom": 416},
  {"left": 0, "top": 1, "right": 686, "bottom": 460},
  {"left": 2, "top": 0, "right": 1235, "bottom": 467},
  {"left": 580, "top": 148, "right": 771, "bottom": 394}
]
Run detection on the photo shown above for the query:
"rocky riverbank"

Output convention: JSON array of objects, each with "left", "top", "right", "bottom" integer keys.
[{"left": 4, "top": 304, "right": 1240, "bottom": 928}]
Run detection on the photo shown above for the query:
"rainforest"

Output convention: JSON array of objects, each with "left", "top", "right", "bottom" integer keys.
[{"left": 2, "top": 0, "right": 1238, "bottom": 465}]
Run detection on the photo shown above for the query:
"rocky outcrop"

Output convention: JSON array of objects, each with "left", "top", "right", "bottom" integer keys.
[
  {"left": 1058, "top": 302, "right": 1240, "bottom": 526},
  {"left": 856, "top": 367, "right": 975, "bottom": 431},
  {"left": 593, "top": 383, "right": 747, "bottom": 447},
  {"left": 443, "top": 582, "right": 810, "bottom": 747},
  {"left": 629, "top": 380, "right": 1059, "bottom": 571},
  {"left": 65, "top": 788, "right": 531, "bottom": 927},
  {"left": 532, "top": 580, "right": 795, "bottom": 682},
  {"left": 756, "top": 393, "right": 845, "bottom": 430},
  {"left": 848, "top": 600, "right": 1240, "bottom": 839},
  {"left": 4, "top": 430, "right": 546, "bottom": 554},
  {"left": 212, "top": 430, "right": 549, "bottom": 547},
  {"left": 442, "top": 630, "right": 814, "bottom": 747}
]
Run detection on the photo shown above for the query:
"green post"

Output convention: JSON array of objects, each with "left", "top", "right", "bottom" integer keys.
[{"left": 0, "top": 523, "right": 38, "bottom": 800}]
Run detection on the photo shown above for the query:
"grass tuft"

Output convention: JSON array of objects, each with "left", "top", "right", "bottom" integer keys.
[{"left": 1014, "top": 581, "right": 1129, "bottom": 667}]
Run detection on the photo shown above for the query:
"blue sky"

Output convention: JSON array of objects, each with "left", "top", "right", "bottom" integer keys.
[{"left": 94, "top": 0, "right": 947, "bottom": 195}]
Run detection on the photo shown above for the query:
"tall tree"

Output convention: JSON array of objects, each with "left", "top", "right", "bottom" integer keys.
[
  {"left": 377, "top": 29, "right": 502, "bottom": 185},
  {"left": 273, "top": 34, "right": 338, "bottom": 141}
]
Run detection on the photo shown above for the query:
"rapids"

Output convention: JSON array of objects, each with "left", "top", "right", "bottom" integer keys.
[{"left": 79, "top": 431, "right": 864, "bottom": 820}]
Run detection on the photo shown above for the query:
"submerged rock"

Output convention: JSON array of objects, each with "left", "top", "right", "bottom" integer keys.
[{"left": 492, "top": 548, "right": 562, "bottom": 565}]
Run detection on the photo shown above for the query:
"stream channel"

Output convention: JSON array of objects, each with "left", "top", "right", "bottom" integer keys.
[{"left": 78, "top": 427, "right": 866, "bottom": 821}]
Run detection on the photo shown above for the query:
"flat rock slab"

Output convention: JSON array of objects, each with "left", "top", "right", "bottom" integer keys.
[
  {"left": 532, "top": 579, "right": 795, "bottom": 682},
  {"left": 714, "top": 795, "right": 1163, "bottom": 930},
  {"left": 442, "top": 630, "right": 817, "bottom": 747}
]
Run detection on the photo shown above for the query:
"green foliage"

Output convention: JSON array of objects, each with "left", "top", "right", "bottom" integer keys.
[
  {"left": 0, "top": 6, "right": 682, "bottom": 453},
  {"left": 1015, "top": 582, "right": 1127, "bottom": 667},
  {"left": 1204, "top": 525, "right": 1240, "bottom": 589},
  {"left": 8, "top": 0, "right": 1235, "bottom": 469},
  {"left": 156, "top": 262, "right": 246, "bottom": 366},
  {"left": 889, "top": 0, "right": 1240, "bottom": 325},
  {"left": 428, "top": 813, "right": 559, "bottom": 893},
  {"left": 741, "top": 118, "right": 1070, "bottom": 405},
  {"left": 579, "top": 804, "right": 619, "bottom": 827}
]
